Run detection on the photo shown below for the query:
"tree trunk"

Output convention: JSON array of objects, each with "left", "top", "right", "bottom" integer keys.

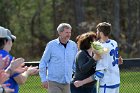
[
  {"left": 74, "top": 0, "right": 85, "bottom": 26},
  {"left": 113, "top": 0, "right": 120, "bottom": 42},
  {"left": 0, "top": 0, "right": 10, "bottom": 27},
  {"left": 52, "top": 0, "right": 57, "bottom": 38},
  {"left": 136, "top": 0, "right": 140, "bottom": 39},
  {"left": 126, "top": 0, "right": 133, "bottom": 55}
]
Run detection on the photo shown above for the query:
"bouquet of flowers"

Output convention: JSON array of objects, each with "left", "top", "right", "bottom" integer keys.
[{"left": 91, "top": 41, "right": 108, "bottom": 55}]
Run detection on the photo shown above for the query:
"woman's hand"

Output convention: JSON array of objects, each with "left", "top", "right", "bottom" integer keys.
[{"left": 74, "top": 80, "right": 84, "bottom": 88}]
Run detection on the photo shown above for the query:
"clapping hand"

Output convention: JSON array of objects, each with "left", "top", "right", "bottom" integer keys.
[
  {"left": 7, "top": 58, "right": 28, "bottom": 74},
  {"left": 0, "top": 70, "right": 9, "bottom": 84},
  {"left": 0, "top": 55, "right": 10, "bottom": 70},
  {"left": 26, "top": 66, "right": 39, "bottom": 75}
]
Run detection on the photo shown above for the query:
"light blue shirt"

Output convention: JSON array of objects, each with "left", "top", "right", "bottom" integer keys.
[{"left": 39, "top": 38, "right": 78, "bottom": 84}]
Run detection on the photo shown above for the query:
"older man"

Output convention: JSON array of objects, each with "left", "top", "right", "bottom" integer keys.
[{"left": 39, "top": 23, "right": 78, "bottom": 93}]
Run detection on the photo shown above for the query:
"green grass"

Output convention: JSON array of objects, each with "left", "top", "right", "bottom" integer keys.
[
  {"left": 120, "top": 71, "right": 140, "bottom": 93},
  {"left": 19, "top": 71, "right": 140, "bottom": 93},
  {"left": 19, "top": 75, "right": 47, "bottom": 93}
]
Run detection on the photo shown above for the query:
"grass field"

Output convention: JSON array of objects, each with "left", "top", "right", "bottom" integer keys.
[
  {"left": 19, "top": 71, "right": 140, "bottom": 93},
  {"left": 19, "top": 75, "right": 47, "bottom": 93},
  {"left": 120, "top": 71, "right": 140, "bottom": 93}
]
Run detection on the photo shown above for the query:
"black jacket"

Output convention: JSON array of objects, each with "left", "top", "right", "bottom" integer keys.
[{"left": 72, "top": 50, "right": 97, "bottom": 87}]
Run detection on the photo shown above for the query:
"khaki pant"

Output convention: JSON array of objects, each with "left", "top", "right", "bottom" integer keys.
[{"left": 48, "top": 81, "right": 71, "bottom": 93}]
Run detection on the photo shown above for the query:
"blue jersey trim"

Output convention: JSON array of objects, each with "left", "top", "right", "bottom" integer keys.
[
  {"left": 100, "top": 84, "right": 120, "bottom": 89},
  {"left": 95, "top": 71, "right": 104, "bottom": 78}
]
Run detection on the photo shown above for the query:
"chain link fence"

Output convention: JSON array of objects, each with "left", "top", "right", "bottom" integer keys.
[
  {"left": 119, "top": 58, "right": 140, "bottom": 93},
  {"left": 19, "top": 59, "right": 140, "bottom": 93}
]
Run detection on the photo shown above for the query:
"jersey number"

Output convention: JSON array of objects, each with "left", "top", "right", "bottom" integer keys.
[{"left": 110, "top": 47, "right": 119, "bottom": 66}]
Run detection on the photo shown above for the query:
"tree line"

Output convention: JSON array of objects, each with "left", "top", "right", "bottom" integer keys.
[{"left": 0, "top": 0, "right": 140, "bottom": 61}]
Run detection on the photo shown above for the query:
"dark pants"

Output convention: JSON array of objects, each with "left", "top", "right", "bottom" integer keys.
[{"left": 70, "top": 83, "right": 96, "bottom": 93}]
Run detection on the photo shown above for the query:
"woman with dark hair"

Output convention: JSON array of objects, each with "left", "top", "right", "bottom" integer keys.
[{"left": 70, "top": 31, "right": 100, "bottom": 93}]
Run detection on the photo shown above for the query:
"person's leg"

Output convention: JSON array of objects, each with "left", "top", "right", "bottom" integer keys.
[
  {"left": 70, "top": 83, "right": 78, "bottom": 93},
  {"left": 99, "top": 87, "right": 119, "bottom": 93},
  {"left": 112, "top": 87, "right": 119, "bottom": 93},
  {"left": 84, "top": 86, "right": 96, "bottom": 93},
  {"left": 115, "top": 87, "right": 119, "bottom": 93},
  {"left": 70, "top": 83, "right": 84, "bottom": 93},
  {"left": 62, "top": 83, "right": 70, "bottom": 93},
  {"left": 92, "top": 84, "right": 97, "bottom": 93},
  {"left": 48, "top": 81, "right": 62, "bottom": 93}
]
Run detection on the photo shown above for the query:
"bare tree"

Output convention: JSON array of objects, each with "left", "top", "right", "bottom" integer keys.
[
  {"left": 73, "top": 0, "right": 85, "bottom": 26},
  {"left": 113, "top": 0, "right": 120, "bottom": 42}
]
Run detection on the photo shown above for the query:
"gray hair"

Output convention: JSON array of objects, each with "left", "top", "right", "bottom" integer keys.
[{"left": 57, "top": 23, "right": 72, "bottom": 32}]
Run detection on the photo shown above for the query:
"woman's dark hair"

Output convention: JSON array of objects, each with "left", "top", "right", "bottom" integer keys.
[
  {"left": 0, "top": 38, "right": 8, "bottom": 49},
  {"left": 77, "top": 31, "right": 96, "bottom": 50},
  {"left": 76, "top": 35, "right": 81, "bottom": 43}
]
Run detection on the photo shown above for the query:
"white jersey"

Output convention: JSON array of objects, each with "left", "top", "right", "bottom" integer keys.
[{"left": 96, "top": 39, "right": 120, "bottom": 86}]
